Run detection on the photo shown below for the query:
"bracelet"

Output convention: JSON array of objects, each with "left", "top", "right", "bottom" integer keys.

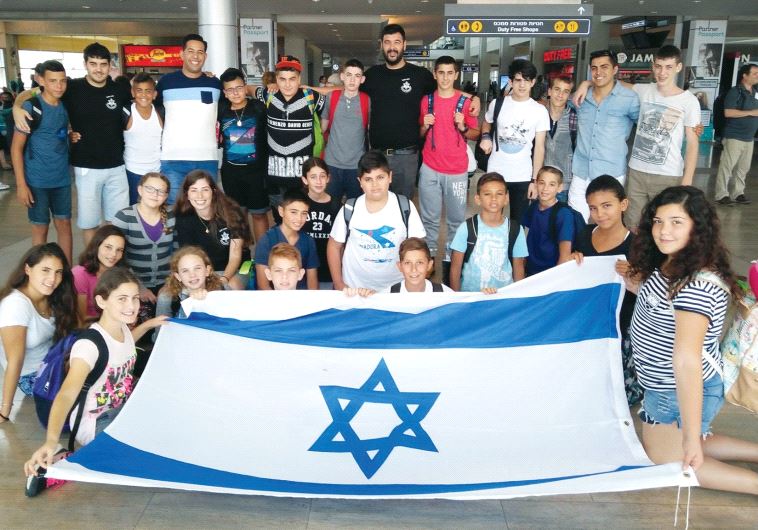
[
  {"left": 459, "top": 126, "right": 469, "bottom": 134},
  {"left": 0, "top": 411, "right": 10, "bottom": 422},
  {"left": 481, "top": 133, "right": 491, "bottom": 140}
]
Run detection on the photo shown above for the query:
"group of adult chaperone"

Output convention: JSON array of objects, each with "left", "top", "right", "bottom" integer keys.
[{"left": 1, "top": 22, "right": 758, "bottom": 497}]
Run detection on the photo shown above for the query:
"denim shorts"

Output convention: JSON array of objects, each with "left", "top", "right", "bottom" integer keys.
[
  {"left": 638, "top": 374, "right": 725, "bottom": 435},
  {"left": 27, "top": 185, "right": 72, "bottom": 224},
  {"left": 17, "top": 372, "right": 37, "bottom": 396}
]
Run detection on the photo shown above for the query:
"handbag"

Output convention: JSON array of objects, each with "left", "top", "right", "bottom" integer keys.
[{"left": 721, "top": 291, "right": 758, "bottom": 412}]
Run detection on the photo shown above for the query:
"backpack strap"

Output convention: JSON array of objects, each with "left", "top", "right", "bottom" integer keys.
[
  {"left": 548, "top": 202, "right": 565, "bottom": 244},
  {"left": 27, "top": 96, "right": 43, "bottom": 132},
  {"left": 431, "top": 282, "right": 444, "bottom": 293},
  {"left": 67, "top": 328, "right": 110, "bottom": 451},
  {"left": 492, "top": 95, "right": 505, "bottom": 152},
  {"left": 507, "top": 218, "right": 520, "bottom": 261},
  {"left": 359, "top": 92, "right": 370, "bottom": 129},
  {"left": 326, "top": 89, "right": 342, "bottom": 133},
  {"left": 343, "top": 197, "right": 357, "bottom": 245},
  {"left": 396, "top": 194, "right": 411, "bottom": 238},
  {"left": 568, "top": 107, "right": 578, "bottom": 151},
  {"left": 426, "top": 93, "right": 435, "bottom": 150},
  {"left": 462, "top": 215, "right": 479, "bottom": 265},
  {"left": 390, "top": 282, "right": 402, "bottom": 293},
  {"left": 302, "top": 87, "right": 316, "bottom": 115}
]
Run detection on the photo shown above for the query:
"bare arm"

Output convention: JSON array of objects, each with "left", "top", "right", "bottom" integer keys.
[
  {"left": 479, "top": 119, "right": 493, "bottom": 154},
  {"left": 681, "top": 126, "right": 699, "bottom": 186},
  {"left": 512, "top": 257, "right": 526, "bottom": 282},
  {"left": 255, "top": 263, "right": 271, "bottom": 290},
  {"left": 672, "top": 310, "right": 709, "bottom": 471},
  {"left": 449, "top": 250, "right": 464, "bottom": 291},
  {"left": 557, "top": 241, "right": 573, "bottom": 264},
  {"left": 0, "top": 326, "right": 26, "bottom": 422},
  {"left": 327, "top": 238, "right": 346, "bottom": 290},
  {"left": 11, "top": 131, "right": 34, "bottom": 208},
  {"left": 131, "top": 315, "right": 168, "bottom": 342},
  {"left": 724, "top": 108, "right": 758, "bottom": 118},
  {"left": 306, "top": 268, "right": 319, "bottom": 290},
  {"left": 222, "top": 239, "right": 243, "bottom": 287}
]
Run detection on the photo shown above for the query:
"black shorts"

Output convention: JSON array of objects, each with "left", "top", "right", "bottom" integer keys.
[{"left": 220, "top": 162, "right": 269, "bottom": 213}]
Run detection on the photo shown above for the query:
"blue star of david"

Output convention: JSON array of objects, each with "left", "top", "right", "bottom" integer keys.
[
  {"left": 309, "top": 358, "right": 440, "bottom": 479},
  {"left": 356, "top": 226, "right": 396, "bottom": 248}
]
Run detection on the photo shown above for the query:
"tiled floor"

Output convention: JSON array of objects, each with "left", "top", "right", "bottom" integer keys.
[{"left": 1, "top": 146, "right": 758, "bottom": 528}]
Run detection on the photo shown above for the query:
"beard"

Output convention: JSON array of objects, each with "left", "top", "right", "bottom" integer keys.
[{"left": 383, "top": 48, "right": 404, "bottom": 66}]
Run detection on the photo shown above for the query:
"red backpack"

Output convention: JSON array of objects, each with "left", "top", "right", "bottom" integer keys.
[{"left": 323, "top": 90, "right": 370, "bottom": 143}]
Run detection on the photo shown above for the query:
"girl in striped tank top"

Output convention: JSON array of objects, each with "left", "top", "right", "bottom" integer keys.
[{"left": 624, "top": 186, "right": 758, "bottom": 494}]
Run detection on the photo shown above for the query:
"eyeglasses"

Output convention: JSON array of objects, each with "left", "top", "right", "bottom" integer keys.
[
  {"left": 142, "top": 185, "right": 168, "bottom": 197},
  {"left": 223, "top": 86, "right": 246, "bottom": 94}
]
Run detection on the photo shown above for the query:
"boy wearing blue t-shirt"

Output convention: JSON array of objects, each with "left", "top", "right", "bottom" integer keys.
[
  {"left": 11, "top": 60, "right": 73, "bottom": 264},
  {"left": 450, "top": 172, "right": 527, "bottom": 293},
  {"left": 255, "top": 188, "right": 319, "bottom": 290},
  {"left": 522, "top": 166, "right": 575, "bottom": 276}
]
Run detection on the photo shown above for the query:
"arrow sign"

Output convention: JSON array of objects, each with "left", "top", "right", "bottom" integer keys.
[{"left": 578, "top": 6, "right": 585, "bottom": 14}]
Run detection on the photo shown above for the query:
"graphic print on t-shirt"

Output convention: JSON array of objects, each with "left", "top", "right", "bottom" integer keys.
[
  {"left": 471, "top": 231, "right": 512, "bottom": 286},
  {"left": 92, "top": 356, "right": 136, "bottom": 415},
  {"left": 632, "top": 103, "right": 683, "bottom": 166},
  {"left": 356, "top": 226, "right": 399, "bottom": 262},
  {"left": 498, "top": 119, "right": 529, "bottom": 154}
]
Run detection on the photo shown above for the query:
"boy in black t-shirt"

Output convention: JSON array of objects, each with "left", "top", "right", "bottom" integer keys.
[
  {"left": 301, "top": 158, "right": 341, "bottom": 289},
  {"left": 254, "top": 55, "right": 324, "bottom": 218},
  {"left": 219, "top": 67, "right": 269, "bottom": 243}
]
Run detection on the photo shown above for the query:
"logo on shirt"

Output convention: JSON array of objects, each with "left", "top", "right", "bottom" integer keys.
[
  {"left": 401, "top": 79, "right": 412, "bottom": 94},
  {"left": 106, "top": 96, "right": 117, "bottom": 110}
]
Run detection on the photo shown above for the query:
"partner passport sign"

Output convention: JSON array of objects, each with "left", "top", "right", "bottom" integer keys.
[{"left": 446, "top": 17, "right": 591, "bottom": 37}]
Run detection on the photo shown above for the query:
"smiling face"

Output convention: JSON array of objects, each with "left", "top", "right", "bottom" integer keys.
[
  {"left": 24, "top": 256, "right": 64, "bottom": 298},
  {"left": 590, "top": 56, "right": 618, "bottom": 90},
  {"left": 587, "top": 190, "right": 628, "bottom": 230},
  {"left": 96, "top": 282, "right": 141, "bottom": 326},
  {"left": 381, "top": 32, "right": 406, "bottom": 67},
  {"left": 265, "top": 256, "right": 305, "bottom": 290},
  {"left": 85, "top": 56, "right": 110, "bottom": 87},
  {"left": 277, "top": 200, "right": 310, "bottom": 233},
  {"left": 138, "top": 175, "right": 169, "bottom": 209},
  {"left": 187, "top": 178, "right": 214, "bottom": 219},
  {"left": 652, "top": 203, "right": 694, "bottom": 258},
  {"left": 548, "top": 79, "right": 572, "bottom": 109},
  {"left": 181, "top": 39, "right": 207, "bottom": 77},
  {"left": 397, "top": 249, "right": 433, "bottom": 292},
  {"left": 434, "top": 63, "right": 459, "bottom": 92},
  {"left": 536, "top": 170, "right": 562, "bottom": 205},
  {"left": 131, "top": 81, "right": 156, "bottom": 110},
  {"left": 302, "top": 165, "right": 330, "bottom": 197},
  {"left": 652, "top": 57, "right": 682, "bottom": 89},
  {"left": 475, "top": 180, "right": 509, "bottom": 214},
  {"left": 174, "top": 253, "right": 212, "bottom": 293},
  {"left": 97, "top": 235, "right": 126, "bottom": 271}
]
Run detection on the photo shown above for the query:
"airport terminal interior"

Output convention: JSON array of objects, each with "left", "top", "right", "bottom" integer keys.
[{"left": 2, "top": 0, "right": 758, "bottom": 527}]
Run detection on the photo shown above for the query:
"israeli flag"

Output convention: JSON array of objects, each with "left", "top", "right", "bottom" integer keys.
[{"left": 49, "top": 257, "right": 691, "bottom": 498}]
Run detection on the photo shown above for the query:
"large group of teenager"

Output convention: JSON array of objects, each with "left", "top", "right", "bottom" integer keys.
[{"left": 0, "top": 22, "right": 757, "bottom": 497}]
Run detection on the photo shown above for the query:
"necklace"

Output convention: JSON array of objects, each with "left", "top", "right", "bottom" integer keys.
[
  {"left": 197, "top": 214, "right": 211, "bottom": 234},
  {"left": 233, "top": 107, "right": 245, "bottom": 127}
]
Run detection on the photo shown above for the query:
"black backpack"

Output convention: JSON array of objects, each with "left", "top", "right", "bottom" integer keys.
[
  {"left": 462, "top": 215, "right": 520, "bottom": 266},
  {"left": 343, "top": 194, "right": 411, "bottom": 245},
  {"left": 474, "top": 95, "right": 505, "bottom": 171},
  {"left": 390, "top": 281, "right": 444, "bottom": 293},
  {"left": 525, "top": 201, "right": 586, "bottom": 251}
]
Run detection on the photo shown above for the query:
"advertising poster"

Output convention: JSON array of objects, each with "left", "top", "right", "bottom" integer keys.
[
  {"left": 686, "top": 20, "right": 727, "bottom": 141},
  {"left": 240, "top": 18, "right": 273, "bottom": 82}
]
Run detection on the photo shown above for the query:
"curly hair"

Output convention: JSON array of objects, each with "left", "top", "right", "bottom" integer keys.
[
  {"left": 174, "top": 170, "right": 252, "bottom": 246},
  {"left": 0, "top": 243, "right": 77, "bottom": 341},
  {"left": 628, "top": 186, "right": 740, "bottom": 299},
  {"left": 78, "top": 225, "right": 126, "bottom": 275},
  {"left": 164, "top": 246, "right": 224, "bottom": 298}
]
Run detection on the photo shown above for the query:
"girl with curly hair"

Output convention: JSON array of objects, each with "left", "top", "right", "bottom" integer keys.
[
  {"left": 625, "top": 186, "right": 758, "bottom": 494},
  {"left": 155, "top": 246, "right": 224, "bottom": 320}
]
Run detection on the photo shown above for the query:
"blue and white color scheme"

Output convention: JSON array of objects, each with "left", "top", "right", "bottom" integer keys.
[{"left": 48, "top": 258, "right": 692, "bottom": 498}]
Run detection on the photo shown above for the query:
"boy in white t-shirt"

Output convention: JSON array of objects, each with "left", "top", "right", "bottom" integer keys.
[
  {"left": 479, "top": 59, "right": 549, "bottom": 225},
  {"left": 625, "top": 45, "right": 700, "bottom": 228},
  {"left": 328, "top": 150, "right": 425, "bottom": 291}
]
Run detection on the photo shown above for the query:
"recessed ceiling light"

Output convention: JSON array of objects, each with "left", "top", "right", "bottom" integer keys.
[
  {"left": 82, "top": 4, "right": 91, "bottom": 8},
  {"left": 180, "top": 5, "right": 188, "bottom": 9},
  {"left": 416, "top": 9, "right": 421, "bottom": 12},
  {"left": 328, "top": 23, "right": 334, "bottom": 25}
]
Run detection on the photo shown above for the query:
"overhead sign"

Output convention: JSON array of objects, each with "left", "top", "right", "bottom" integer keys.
[
  {"left": 462, "top": 63, "right": 479, "bottom": 73},
  {"left": 446, "top": 17, "right": 590, "bottom": 37},
  {"left": 621, "top": 19, "right": 646, "bottom": 31},
  {"left": 123, "top": 45, "right": 183, "bottom": 67},
  {"left": 543, "top": 47, "right": 576, "bottom": 63},
  {"left": 404, "top": 46, "right": 431, "bottom": 59}
]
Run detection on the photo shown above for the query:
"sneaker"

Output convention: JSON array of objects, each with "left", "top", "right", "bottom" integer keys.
[
  {"left": 735, "top": 195, "right": 752, "bottom": 205},
  {"left": 716, "top": 196, "right": 734, "bottom": 206},
  {"left": 24, "top": 448, "right": 71, "bottom": 497},
  {"left": 0, "top": 182, "right": 10, "bottom": 191}
]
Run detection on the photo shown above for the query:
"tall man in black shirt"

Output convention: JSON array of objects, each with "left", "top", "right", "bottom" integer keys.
[
  {"left": 361, "top": 24, "right": 479, "bottom": 200},
  {"left": 14, "top": 43, "right": 131, "bottom": 244}
]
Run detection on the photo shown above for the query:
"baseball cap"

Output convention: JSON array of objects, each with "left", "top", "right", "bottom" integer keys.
[{"left": 275, "top": 55, "right": 302, "bottom": 72}]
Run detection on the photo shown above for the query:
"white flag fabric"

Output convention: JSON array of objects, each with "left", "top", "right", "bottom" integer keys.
[{"left": 48, "top": 257, "right": 692, "bottom": 498}]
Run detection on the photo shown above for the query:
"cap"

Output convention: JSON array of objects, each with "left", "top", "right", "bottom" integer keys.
[{"left": 275, "top": 55, "right": 302, "bottom": 72}]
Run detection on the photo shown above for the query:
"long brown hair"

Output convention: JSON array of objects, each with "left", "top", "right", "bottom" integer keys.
[
  {"left": 0, "top": 243, "right": 77, "bottom": 340},
  {"left": 78, "top": 225, "right": 126, "bottom": 274},
  {"left": 174, "top": 170, "right": 252, "bottom": 246}
]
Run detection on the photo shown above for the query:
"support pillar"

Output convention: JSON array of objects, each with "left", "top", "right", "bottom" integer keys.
[{"left": 198, "top": 0, "right": 238, "bottom": 74}]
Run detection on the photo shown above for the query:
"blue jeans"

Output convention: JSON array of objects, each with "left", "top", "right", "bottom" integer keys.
[
  {"left": 160, "top": 160, "right": 218, "bottom": 205},
  {"left": 126, "top": 169, "right": 143, "bottom": 205},
  {"left": 326, "top": 165, "right": 361, "bottom": 201},
  {"left": 639, "top": 374, "right": 725, "bottom": 436}
]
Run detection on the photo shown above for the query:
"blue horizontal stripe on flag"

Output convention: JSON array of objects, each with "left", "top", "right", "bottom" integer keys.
[
  {"left": 175, "top": 283, "right": 621, "bottom": 349},
  {"left": 69, "top": 433, "right": 646, "bottom": 495}
]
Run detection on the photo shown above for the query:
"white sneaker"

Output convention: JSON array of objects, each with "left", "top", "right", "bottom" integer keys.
[{"left": 0, "top": 182, "right": 10, "bottom": 191}]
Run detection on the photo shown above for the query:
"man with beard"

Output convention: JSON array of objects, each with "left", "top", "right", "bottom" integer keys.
[{"left": 361, "top": 24, "right": 479, "bottom": 200}]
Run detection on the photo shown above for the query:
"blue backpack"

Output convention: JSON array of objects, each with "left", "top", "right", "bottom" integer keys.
[
  {"left": 32, "top": 328, "right": 109, "bottom": 451},
  {"left": 526, "top": 201, "right": 586, "bottom": 252}
]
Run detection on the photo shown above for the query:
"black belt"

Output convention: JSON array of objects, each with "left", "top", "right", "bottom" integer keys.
[{"left": 383, "top": 146, "right": 418, "bottom": 155}]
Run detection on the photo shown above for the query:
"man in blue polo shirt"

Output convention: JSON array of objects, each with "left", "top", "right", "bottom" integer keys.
[
  {"left": 157, "top": 33, "right": 221, "bottom": 204},
  {"left": 569, "top": 50, "right": 640, "bottom": 221}
]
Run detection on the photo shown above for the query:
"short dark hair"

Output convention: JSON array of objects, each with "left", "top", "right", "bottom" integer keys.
[
  {"left": 399, "top": 237, "right": 432, "bottom": 262},
  {"left": 358, "top": 150, "right": 391, "bottom": 177},
  {"left": 509, "top": 59, "right": 537, "bottom": 81},
  {"left": 589, "top": 49, "right": 618, "bottom": 67},
  {"left": 434, "top": 55, "right": 458, "bottom": 71},
  {"left": 183, "top": 33, "right": 207, "bottom": 51},
  {"left": 737, "top": 63, "right": 758, "bottom": 84},
  {"left": 280, "top": 188, "right": 310, "bottom": 209},
  {"left": 131, "top": 72, "right": 155, "bottom": 87},
  {"left": 344, "top": 58, "right": 364, "bottom": 72},
  {"left": 586, "top": 174, "right": 626, "bottom": 200},
  {"left": 655, "top": 45, "right": 682, "bottom": 63},
  {"left": 94, "top": 267, "right": 140, "bottom": 302},
  {"left": 220, "top": 67, "right": 245, "bottom": 85},
  {"left": 537, "top": 165, "right": 563, "bottom": 185},
  {"left": 382, "top": 24, "right": 406, "bottom": 40},
  {"left": 83, "top": 42, "right": 111, "bottom": 62},
  {"left": 476, "top": 172, "right": 507, "bottom": 194},
  {"left": 302, "top": 157, "right": 329, "bottom": 178},
  {"left": 39, "top": 60, "right": 65, "bottom": 76},
  {"left": 549, "top": 75, "right": 574, "bottom": 88}
]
